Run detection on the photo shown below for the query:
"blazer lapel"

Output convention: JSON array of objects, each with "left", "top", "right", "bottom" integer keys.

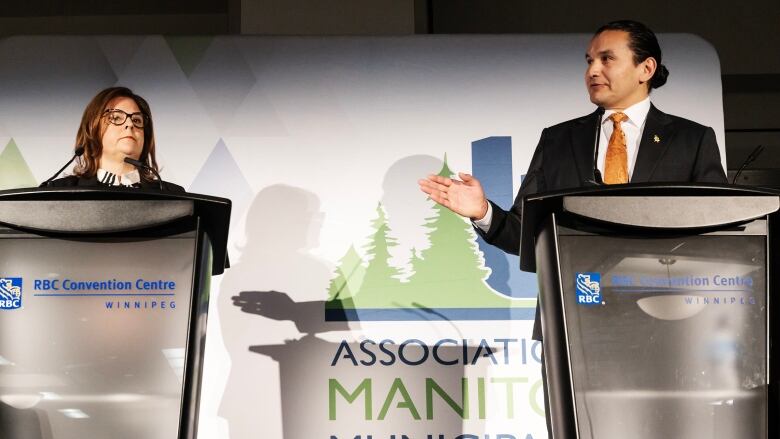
[
  {"left": 631, "top": 104, "right": 673, "bottom": 183},
  {"left": 569, "top": 110, "right": 600, "bottom": 185}
]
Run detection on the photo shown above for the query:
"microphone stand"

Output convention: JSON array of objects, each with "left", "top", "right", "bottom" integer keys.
[
  {"left": 732, "top": 144, "right": 764, "bottom": 185},
  {"left": 43, "top": 146, "right": 85, "bottom": 187},
  {"left": 591, "top": 107, "right": 606, "bottom": 185},
  {"left": 123, "top": 157, "right": 165, "bottom": 191}
]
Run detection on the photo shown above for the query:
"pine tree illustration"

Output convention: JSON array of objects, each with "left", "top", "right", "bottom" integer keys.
[
  {"left": 356, "top": 202, "right": 402, "bottom": 307},
  {"left": 408, "top": 246, "right": 422, "bottom": 277},
  {"left": 325, "top": 245, "right": 366, "bottom": 309},
  {"left": 404, "top": 155, "right": 512, "bottom": 307}
]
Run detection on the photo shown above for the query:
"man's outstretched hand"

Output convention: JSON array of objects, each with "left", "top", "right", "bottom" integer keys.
[{"left": 418, "top": 172, "right": 489, "bottom": 220}]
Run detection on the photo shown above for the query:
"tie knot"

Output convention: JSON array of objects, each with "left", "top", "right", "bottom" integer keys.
[{"left": 610, "top": 112, "right": 628, "bottom": 124}]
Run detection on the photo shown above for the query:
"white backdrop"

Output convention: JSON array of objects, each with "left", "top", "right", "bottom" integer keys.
[{"left": 0, "top": 34, "right": 724, "bottom": 439}]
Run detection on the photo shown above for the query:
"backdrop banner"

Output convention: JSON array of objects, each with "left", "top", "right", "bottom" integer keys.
[{"left": 0, "top": 34, "right": 724, "bottom": 439}]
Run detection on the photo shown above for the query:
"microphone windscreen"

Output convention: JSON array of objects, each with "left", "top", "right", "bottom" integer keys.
[{"left": 123, "top": 157, "right": 142, "bottom": 167}]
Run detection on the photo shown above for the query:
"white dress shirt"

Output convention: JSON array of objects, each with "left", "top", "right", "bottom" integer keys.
[{"left": 474, "top": 97, "right": 652, "bottom": 232}]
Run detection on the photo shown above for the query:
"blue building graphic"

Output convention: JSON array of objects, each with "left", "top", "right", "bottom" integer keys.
[{"left": 471, "top": 136, "right": 538, "bottom": 298}]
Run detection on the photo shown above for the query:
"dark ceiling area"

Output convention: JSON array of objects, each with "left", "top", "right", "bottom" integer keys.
[{"left": 0, "top": 1, "right": 228, "bottom": 17}]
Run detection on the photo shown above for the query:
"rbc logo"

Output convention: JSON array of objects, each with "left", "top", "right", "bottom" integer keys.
[
  {"left": 575, "top": 272, "right": 602, "bottom": 306},
  {"left": 0, "top": 277, "right": 22, "bottom": 310}
]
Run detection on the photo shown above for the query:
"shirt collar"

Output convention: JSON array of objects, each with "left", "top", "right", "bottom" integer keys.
[
  {"left": 603, "top": 96, "right": 651, "bottom": 127},
  {"left": 97, "top": 168, "right": 141, "bottom": 187}
]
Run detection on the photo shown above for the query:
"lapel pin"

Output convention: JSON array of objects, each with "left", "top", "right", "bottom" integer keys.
[{"left": 653, "top": 134, "right": 661, "bottom": 143}]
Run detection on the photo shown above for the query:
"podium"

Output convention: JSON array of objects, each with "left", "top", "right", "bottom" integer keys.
[
  {"left": 0, "top": 187, "right": 230, "bottom": 439},
  {"left": 520, "top": 184, "right": 779, "bottom": 439}
]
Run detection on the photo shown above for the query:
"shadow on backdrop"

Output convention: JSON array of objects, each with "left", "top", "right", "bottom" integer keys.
[
  {"left": 381, "top": 154, "right": 443, "bottom": 279},
  {"left": 220, "top": 157, "right": 511, "bottom": 438},
  {"left": 218, "top": 184, "right": 333, "bottom": 439}
]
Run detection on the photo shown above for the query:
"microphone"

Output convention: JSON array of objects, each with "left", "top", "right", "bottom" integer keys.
[
  {"left": 591, "top": 107, "right": 606, "bottom": 185},
  {"left": 123, "top": 157, "right": 165, "bottom": 191},
  {"left": 43, "top": 146, "right": 85, "bottom": 187},
  {"left": 732, "top": 144, "right": 765, "bottom": 185}
]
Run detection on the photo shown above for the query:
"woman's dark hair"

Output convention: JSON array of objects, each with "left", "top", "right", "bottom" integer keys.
[
  {"left": 73, "top": 86, "right": 159, "bottom": 182},
  {"left": 595, "top": 20, "right": 669, "bottom": 90}
]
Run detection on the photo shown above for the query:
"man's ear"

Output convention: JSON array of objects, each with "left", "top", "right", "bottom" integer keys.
[{"left": 640, "top": 57, "right": 657, "bottom": 84}]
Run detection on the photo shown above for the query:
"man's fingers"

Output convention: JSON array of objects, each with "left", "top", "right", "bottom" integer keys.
[
  {"left": 427, "top": 174, "right": 453, "bottom": 186},
  {"left": 418, "top": 178, "right": 449, "bottom": 195},
  {"left": 418, "top": 180, "right": 445, "bottom": 199},
  {"left": 419, "top": 174, "right": 467, "bottom": 213},
  {"left": 427, "top": 190, "right": 449, "bottom": 206},
  {"left": 459, "top": 172, "right": 480, "bottom": 187},
  {"left": 420, "top": 172, "right": 486, "bottom": 218}
]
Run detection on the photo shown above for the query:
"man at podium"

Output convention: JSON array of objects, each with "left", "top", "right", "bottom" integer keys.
[
  {"left": 44, "top": 86, "right": 184, "bottom": 192},
  {"left": 419, "top": 19, "right": 728, "bottom": 435},
  {"left": 419, "top": 19, "right": 727, "bottom": 332}
]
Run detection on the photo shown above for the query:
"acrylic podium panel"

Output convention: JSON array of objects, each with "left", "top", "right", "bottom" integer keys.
[
  {"left": 0, "top": 227, "right": 197, "bottom": 439},
  {"left": 0, "top": 188, "right": 231, "bottom": 439},
  {"left": 556, "top": 222, "right": 767, "bottom": 439},
  {"left": 522, "top": 185, "right": 779, "bottom": 439}
]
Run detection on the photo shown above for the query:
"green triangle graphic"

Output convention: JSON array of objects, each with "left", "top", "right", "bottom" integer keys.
[
  {"left": 0, "top": 139, "right": 37, "bottom": 190},
  {"left": 164, "top": 36, "right": 215, "bottom": 77},
  {"left": 438, "top": 153, "right": 454, "bottom": 177}
]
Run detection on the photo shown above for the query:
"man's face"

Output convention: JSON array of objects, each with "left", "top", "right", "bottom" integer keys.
[{"left": 585, "top": 30, "right": 655, "bottom": 110}]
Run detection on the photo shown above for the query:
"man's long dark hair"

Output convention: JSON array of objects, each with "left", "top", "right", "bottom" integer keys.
[{"left": 595, "top": 20, "right": 669, "bottom": 91}]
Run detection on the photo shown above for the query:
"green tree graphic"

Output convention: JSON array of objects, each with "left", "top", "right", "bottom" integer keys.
[
  {"left": 356, "top": 203, "right": 403, "bottom": 307},
  {"left": 324, "top": 153, "right": 531, "bottom": 312},
  {"left": 325, "top": 245, "right": 366, "bottom": 310},
  {"left": 401, "top": 159, "right": 514, "bottom": 308},
  {"left": 408, "top": 246, "right": 422, "bottom": 277}
]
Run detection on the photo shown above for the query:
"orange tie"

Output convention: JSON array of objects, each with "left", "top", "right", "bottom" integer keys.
[{"left": 604, "top": 112, "right": 629, "bottom": 184}]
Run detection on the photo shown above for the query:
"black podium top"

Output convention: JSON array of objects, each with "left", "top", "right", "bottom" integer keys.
[
  {"left": 519, "top": 183, "right": 780, "bottom": 272},
  {"left": 0, "top": 187, "right": 231, "bottom": 274}
]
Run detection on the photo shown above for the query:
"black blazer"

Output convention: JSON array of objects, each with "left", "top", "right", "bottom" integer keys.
[
  {"left": 43, "top": 175, "right": 186, "bottom": 193},
  {"left": 476, "top": 105, "right": 728, "bottom": 339}
]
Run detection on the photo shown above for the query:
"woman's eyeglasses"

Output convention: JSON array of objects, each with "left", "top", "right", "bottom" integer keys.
[{"left": 103, "top": 109, "right": 146, "bottom": 129}]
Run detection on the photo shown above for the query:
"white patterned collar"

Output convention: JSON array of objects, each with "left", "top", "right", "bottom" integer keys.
[{"left": 97, "top": 168, "right": 141, "bottom": 187}]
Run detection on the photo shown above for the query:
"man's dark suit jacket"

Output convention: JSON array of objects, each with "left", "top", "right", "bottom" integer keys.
[
  {"left": 476, "top": 104, "right": 728, "bottom": 340},
  {"left": 43, "top": 175, "right": 186, "bottom": 193}
]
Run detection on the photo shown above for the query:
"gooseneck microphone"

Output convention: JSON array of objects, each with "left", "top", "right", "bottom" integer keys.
[
  {"left": 123, "top": 157, "right": 165, "bottom": 191},
  {"left": 592, "top": 107, "right": 606, "bottom": 185},
  {"left": 43, "top": 146, "right": 85, "bottom": 187},
  {"left": 732, "top": 144, "right": 765, "bottom": 185}
]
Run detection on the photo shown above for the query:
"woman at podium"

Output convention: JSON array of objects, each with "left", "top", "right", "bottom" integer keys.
[{"left": 44, "top": 86, "right": 184, "bottom": 192}]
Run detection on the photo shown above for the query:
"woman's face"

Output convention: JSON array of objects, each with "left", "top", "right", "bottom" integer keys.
[{"left": 100, "top": 96, "right": 145, "bottom": 166}]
